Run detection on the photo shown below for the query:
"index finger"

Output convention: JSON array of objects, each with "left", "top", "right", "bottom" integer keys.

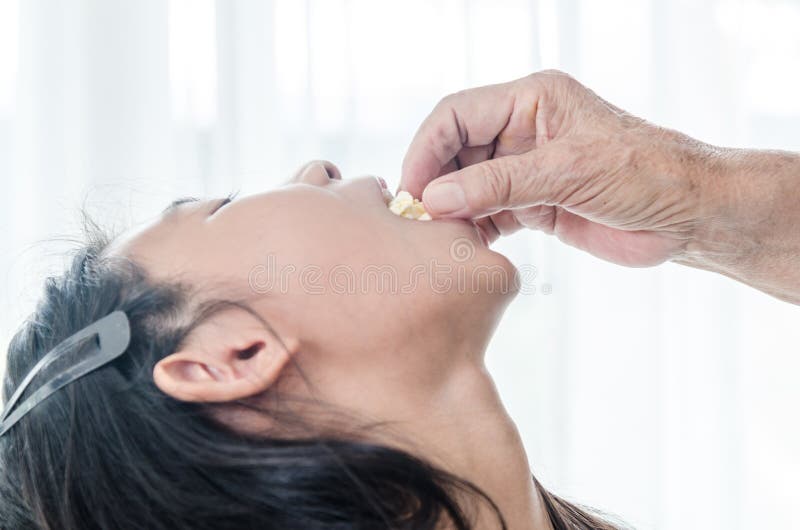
[{"left": 400, "top": 80, "right": 518, "bottom": 198}]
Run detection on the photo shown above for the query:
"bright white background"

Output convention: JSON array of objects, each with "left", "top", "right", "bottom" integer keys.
[{"left": 1, "top": 1, "right": 799, "bottom": 528}]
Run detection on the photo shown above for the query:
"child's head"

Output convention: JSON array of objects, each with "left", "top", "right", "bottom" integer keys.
[{"left": 0, "top": 161, "right": 518, "bottom": 529}]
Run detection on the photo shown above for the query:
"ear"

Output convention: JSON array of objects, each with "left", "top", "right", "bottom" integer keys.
[{"left": 153, "top": 310, "right": 300, "bottom": 403}]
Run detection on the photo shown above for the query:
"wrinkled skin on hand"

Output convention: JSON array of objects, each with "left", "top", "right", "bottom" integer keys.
[{"left": 401, "top": 70, "right": 726, "bottom": 268}]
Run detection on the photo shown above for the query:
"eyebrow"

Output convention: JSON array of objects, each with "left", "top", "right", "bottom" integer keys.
[
  {"left": 161, "top": 196, "right": 200, "bottom": 216},
  {"left": 161, "top": 194, "right": 237, "bottom": 218}
]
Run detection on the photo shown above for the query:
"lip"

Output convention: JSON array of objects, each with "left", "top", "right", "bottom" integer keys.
[
  {"left": 378, "top": 187, "right": 488, "bottom": 246},
  {"left": 357, "top": 175, "right": 390, "bottom": 205},
  {"left": 364, "top": 175, "right": 392, "bottom": 203}
]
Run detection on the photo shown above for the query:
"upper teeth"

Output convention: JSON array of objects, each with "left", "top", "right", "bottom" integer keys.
[{"left": 386, "top": 190, "right": 431, "bottom": 220}]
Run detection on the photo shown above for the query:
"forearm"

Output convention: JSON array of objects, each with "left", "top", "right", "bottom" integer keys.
[{"left": 677, "top": 145, "right": 800, "bottom": 304}]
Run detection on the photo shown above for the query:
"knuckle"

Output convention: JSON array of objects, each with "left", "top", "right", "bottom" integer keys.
[
  {"left": 436, "top": 91, "right": 460, "bottom": 109},
  {"left": 439, "top": 86, "right": 477, "bottom": 108},
  {"left": 537, "top": 68, "right": 567, "bottom": 78},
  {"left": 429, "top": 117, "right": 461, "bottom": 160},
  {"left": 478, "top": 161, "right": 513, "bottom": 207},
  {"left": 427, "top": 91, "right": 471, "bottom": 156},
  {"left": 534, "top": 69, "right": 580, "bottom": 92}
]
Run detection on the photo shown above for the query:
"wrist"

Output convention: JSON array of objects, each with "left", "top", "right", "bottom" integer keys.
[
  {"left": 677, "top": 144, "right": 800, "bottom": 303},
  {"left": 680, "top": 145, "right": 758, "bottom": 272}
]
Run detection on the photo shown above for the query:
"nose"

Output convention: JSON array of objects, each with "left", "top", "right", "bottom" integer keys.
[{"left": 289, "top": 160, "right": 342, "bottom": 186}]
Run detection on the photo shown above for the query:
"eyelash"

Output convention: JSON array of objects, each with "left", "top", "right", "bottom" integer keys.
[{"left": 212, "top": 191, "right": 239, "bottom": 214}]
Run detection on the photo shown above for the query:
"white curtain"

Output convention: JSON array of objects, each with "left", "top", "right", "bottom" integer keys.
[{"left": 1, "top": 1, "right": 799, "bottom": 528}]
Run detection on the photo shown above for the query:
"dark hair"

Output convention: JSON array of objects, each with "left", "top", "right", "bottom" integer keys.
[
  {"left": 534, "top": 476, "right": 624, "bottom": 530},
  {"left": 0, "top": 229, "right": 619, "bottom": 530}
]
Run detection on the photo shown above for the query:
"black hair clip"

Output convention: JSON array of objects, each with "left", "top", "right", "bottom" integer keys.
[{"left": 0, "top": 310, "right": 131, "bottom": 438}]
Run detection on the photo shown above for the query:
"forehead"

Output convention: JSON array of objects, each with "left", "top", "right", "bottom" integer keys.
[{"left": 106, "top": 199, "right": 208, "bottom": 257}]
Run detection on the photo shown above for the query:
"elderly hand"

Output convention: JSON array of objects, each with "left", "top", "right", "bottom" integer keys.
[{"left": 401, "top": 70, "right": 800, "bottom": 303}]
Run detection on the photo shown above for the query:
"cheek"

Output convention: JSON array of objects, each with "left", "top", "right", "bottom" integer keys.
[
  {"left": 241, "top": 209, "right": 399, "bottom": 298},
  {"left": 387, "top": 223, "right": 519, "bottom": 301}
]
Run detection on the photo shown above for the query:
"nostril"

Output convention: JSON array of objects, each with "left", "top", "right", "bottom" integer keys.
[
  {"left": 237, "top": 342, "right": 264, "bottom": 360},
  {"left": 321, "top": 162, "right": 342, "bottom": 180}
]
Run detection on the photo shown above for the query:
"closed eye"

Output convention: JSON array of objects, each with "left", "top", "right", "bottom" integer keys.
[
  {"left": 162, "top": 191, "right": 240, "bottom": 218},
  {"left": 209, "top": 191, "right": 240, "bottom": 215}
]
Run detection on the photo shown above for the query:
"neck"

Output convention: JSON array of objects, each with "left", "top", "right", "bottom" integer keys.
[
  {"left": 295, "top": 345, "right": 551, "bottom": 528},
  {"left": 407, "top": 299, "right": 551, "bottom": 528},
  {"left": 283, "top": 295, "right": 550, "bottom": 528},
  {"left": 376, "top": 363, "right": 551, "bottom": 530}
]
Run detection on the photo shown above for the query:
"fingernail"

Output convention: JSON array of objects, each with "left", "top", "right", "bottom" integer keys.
[{"left": 423, "top": 182, "right": 467, "bottom": 216}]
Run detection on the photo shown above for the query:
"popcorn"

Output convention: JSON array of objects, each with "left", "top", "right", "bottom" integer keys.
[{"left": 386, "top": 190, "right": 432, "bottom": 220}]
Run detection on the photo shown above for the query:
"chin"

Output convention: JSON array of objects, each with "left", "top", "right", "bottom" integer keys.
[{"left": 469, "top": 248, "right": 520, "bottom": 303}]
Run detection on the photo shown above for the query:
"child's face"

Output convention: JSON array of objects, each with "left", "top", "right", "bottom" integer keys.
[{"left": 112, "top": 161, "right": 517, "bottom": 414}]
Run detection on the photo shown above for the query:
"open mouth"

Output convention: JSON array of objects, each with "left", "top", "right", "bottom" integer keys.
[
  {"left": 383, "top": 189, "right": 432, "bottom": 221},
  {"left": 381, "top": 185, "right": 490, "bottom": 245}
]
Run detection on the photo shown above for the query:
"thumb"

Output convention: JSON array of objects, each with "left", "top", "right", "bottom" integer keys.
[{"left": 421, "top": 152, "right": 553, "bottom": 218}]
